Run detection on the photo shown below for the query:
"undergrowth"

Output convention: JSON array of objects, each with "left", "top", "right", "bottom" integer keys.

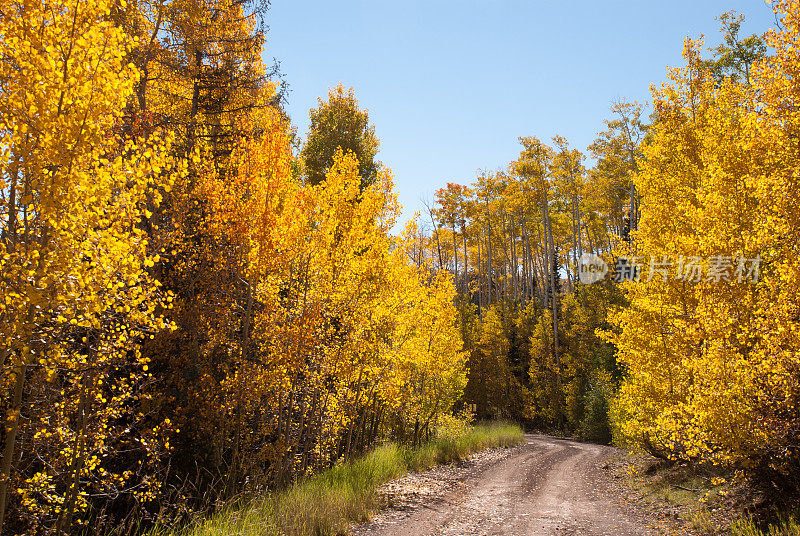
[
  {"left": 624, "top": 457, "right": 800, "bottom": 536},
  {"left": 157, "top": 421, "right": 524, "bottom": 536},
  {"left": 728, "top": 514, "right": 800, "bottom": 536}
]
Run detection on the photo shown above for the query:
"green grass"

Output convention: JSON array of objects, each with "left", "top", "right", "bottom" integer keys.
[
  {"left": 161, "top": 422, "right": 524, "bottom": 536},
  {"left": 730, "top": 514, "right": 800, "bottom": 536}
]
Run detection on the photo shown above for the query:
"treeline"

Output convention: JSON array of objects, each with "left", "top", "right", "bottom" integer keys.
[
  {"left": 0, "top": 0, "right": 466, "bottom": 534},
  {"left": 416, "top": 104, "right": 644, "bottom": 438},
  {"left": 421, "top": 3, "right": 800, "bottom": 496},
  {"left": 4, "top": 0, "right": 800, "bottom": 533}
]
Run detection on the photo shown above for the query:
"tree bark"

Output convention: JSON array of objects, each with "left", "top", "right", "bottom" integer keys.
[{"left": 0, "top": 366, "right": 25, "bottom": 533}]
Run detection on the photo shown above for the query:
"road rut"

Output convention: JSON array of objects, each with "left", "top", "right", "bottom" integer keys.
[{"left": 350, "top": 434, "right": 661, "bottom": 536}]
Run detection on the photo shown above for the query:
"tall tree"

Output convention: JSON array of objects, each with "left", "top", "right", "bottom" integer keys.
[
  {"left": 0, "top": 0, "right": 184, "bottom": 529},
  {"left": 589, "top": 100, "right": 647, "bottom": 239},
  {"left": 301, "top": 84, "right": 381, "bottom": 190},
  {"left": 701, "top": 10, "right": 767, "bottom": 85}
]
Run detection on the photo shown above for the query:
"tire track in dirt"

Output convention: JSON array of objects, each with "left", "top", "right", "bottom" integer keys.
[{"left": 350, "top": 434, "right": 664, "bottom": 536}]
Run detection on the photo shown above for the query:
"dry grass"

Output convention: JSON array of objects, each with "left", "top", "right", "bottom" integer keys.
[{"left": 622, "top": 457, "right": 800, "bottom": 536}]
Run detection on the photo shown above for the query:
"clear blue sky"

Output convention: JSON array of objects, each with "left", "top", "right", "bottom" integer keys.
[{"left": 264, "top": 1, "right": 776, "bottom": 226}]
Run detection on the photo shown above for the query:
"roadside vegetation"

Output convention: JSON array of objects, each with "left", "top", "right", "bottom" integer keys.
[
  {"left": 4, "top": 0, "right": 800, "bottom": 532},
  {"left": 163, "top": 422, "right": 523, "bottom": 536},
  {"left": 729, "top": 516, "right": 800, "bottom": 536},
  {"left": 619, "top": 456, "right": 800, "bottom": 536}
]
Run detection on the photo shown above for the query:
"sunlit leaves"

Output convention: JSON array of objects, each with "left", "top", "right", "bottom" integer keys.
[
  {"left": 0, "top": 0, "right": 186, "bottom": 530},
  {"left": 606, "top": 3, "right": 800, "bottom": 476}
]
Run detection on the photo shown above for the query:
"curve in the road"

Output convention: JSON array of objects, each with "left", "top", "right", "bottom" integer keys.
[{"left": 352, "top": 434, "right": 658, "bottom": 536}]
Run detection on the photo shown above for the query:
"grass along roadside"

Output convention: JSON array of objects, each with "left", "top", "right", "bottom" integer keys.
[
  {"left": 160, "top": 422, "right": 524, "bottom": 536},
  {"left": 729, "top": 516, "right": 800, "bottom": 536},
  {"left": 617, "top": 455, "right": 800, "bottom": 536}
]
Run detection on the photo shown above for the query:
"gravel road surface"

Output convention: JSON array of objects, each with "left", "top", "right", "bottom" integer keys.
[{"left": 349, "top": 434, "right": 671, "bottom": 536}]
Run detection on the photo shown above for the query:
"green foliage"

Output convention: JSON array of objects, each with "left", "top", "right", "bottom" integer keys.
[
  {"left": 464, "top": 304, "right": 536, "bottom": 423},
  {"left": 169, "top": 422, "right": 523, "bottom": 536},
  {"left": 580, "top": 379, "right": 613, "bottom": 444},
  {"left": 701, "top": 11, "right": 767, "bottom": 85},
  {"left": 301, "top": 84, "right": 381, "bottom": 189},
  {"left": 461, "top": 281, "right": 623, "bottom": 441},
  {"left": 527, "top": 282, "right": 624, "bottom": 436}
]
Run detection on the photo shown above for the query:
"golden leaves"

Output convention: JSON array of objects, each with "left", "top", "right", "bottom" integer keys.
[
  {"left": 0, "top": 0, "right": 186, "bottom": 528},
  {"left": 608, "top": 1, "right": 800, "bottom": 470}
]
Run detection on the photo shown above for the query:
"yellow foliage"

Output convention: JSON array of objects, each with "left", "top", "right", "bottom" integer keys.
[
  {"left": 0, "top": 0, "right": 186, "bottom": 530},
  {"left": 605, "top": 2, "right": 800, "bottom": 473}
]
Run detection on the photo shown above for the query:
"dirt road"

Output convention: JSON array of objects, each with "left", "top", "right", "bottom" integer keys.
[{"left": 350, "top": 434, "right": 670, "bottom": 536}]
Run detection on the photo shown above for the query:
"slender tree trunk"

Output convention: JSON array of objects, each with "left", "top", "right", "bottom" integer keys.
[
  {"left": 545, "top": 202, "right": 560, "bottom": 369},
  {"left": 543, "top": 199, "right": 564, "bottom": 428},
  {"left": 57, "top": 360, "right": 93, "bottom": 534},
  {"left": 230, "top": 278, "right": 254, "bottom": 487},
  {"left": 427, "top": 204, "right": 443, "bottom": 269},
  {"left": 452, "top": 225, "right": 458, "bottom": 285},
  {"left": 0, "top": 366, "right": 25, "bottom": 533},
  {"left": 2, "top": 165, "right": 18, "bottom": 248},
  {"left": 300, "top": 386, "right": 318, "bottom": 473},
  {"left": 521, "top": 211, "right": 533, "bottom": 305},
  {"left": 344, "top": 369, "right": 363, "bottom": 459},
  {"left": 572, "top": 195, "right": 581, "bottom": 286},
  {"left": 485, "top": 215, "right": 493, "bottom": 306},
  {"left": 462, "top": 222, "right": 468, "bottom": 294},
  {"left": 477, "top": 235, "right": 483, "bottom": 312},
  {"left": 540, "top": 206, "right": 550, "bottom": 310}
]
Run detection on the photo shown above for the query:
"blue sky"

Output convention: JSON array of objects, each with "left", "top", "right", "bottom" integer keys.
[{"left": 264, "top": 1, "right": 776, "bottom": 226}]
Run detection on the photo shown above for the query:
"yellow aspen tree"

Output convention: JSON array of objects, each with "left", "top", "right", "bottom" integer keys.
[
  {"left": 381, "top": 263, "right": 467, "bottom": 442},
  {"left": 0, "top": 0, "right": 185, "bottom": 531},
  {"left": 744, "top": 0, "right": 800, "bottom": 477},
  {"left": 603, "top": 36, "right": 765, "bottom": 463}
]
